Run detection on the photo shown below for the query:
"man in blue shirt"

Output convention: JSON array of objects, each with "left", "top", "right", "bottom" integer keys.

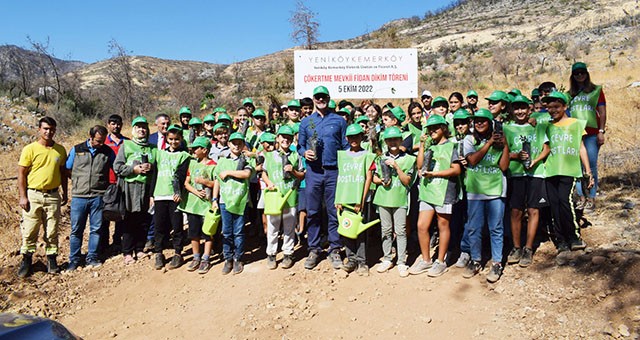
[
  {"left": 65, "top": 125, "right": 115, "bottom": 270},
  {"left": 298, "top": 85, "right": 348, "bottom": 270}
]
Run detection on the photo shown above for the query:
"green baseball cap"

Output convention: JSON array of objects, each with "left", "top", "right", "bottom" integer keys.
[
  {"left": 337, "top": 107, "right": 351, "bottom": 116},
  {"left": 313, "top": 85, "right": 330, "bottom": 96},
  {"left": 542, "top": 91, "right": 569, "bottom": 104},
  {"left": 509, "top": 88, "right": 522, "bottom": 97},
  {"left": 452, "top": 109, "right": 471, "bottom": 120},
  {"left": 252, "top": 108, "right": 266, "bottom": 117},
  {"left": 287, "top": 99, "right": 301, "bottom": 108},
  {"left": 229, "top": 132, "right": 245, "bottom": 141},
  {"left": 213, "top": 107, "right": 227, "bottom": 114},
  {"left": 511, "top": 95, "right": 532, "bottom": 105},
  {"left": 203, "top": 114, "right": 216, "bottom": 123},
  {"left": 179, "top": 106, "right": 192, "bottom": 115},
  {"left": 217, "top": 113, "right": 232, "bottom": 122},
  {"left": 167, "top": 124, "right": 183, "bottom": 133},
  {"left": 189, "top": 136, "right": 211, "bottom": 149},
  {"left": 327, "top": 99, "right": 336, "bottom": 109},
  {"left": 242, "top": 98, "right": 254, "bottom": 106},
  {"left": 131, "top": 116, "right": 148, "bottom": 127},
  {"left": 382, "top": 126, "right": 402, "bottom": 140},
  {"left": 213, "top": 122, "right": 229, "bottom": 131},
  {"left": 277, "top": 125, "right": 295, "bottom": 136},
  {"left": 259, "top": 132, "right": 276, "bottom": 143},
  {"left": 531, "top": 88, "right": 540, "bottom": 97},
  {"left": 425, "top": 114, "right": 447, "bottom": 127},
  {"left": 485, "top": 90, "right": 509, "bottom": 102},
  {"left": 431, "top": 96, "right": 448, "bottom": 107},
  {"left": 390, "top": 106, "right": 406, "bottom": 122},
  {"left": 467, "top": 90, "right": 478, "bottom": 97},
  {"left": 572, "top": 62, "right": 587, "bottom": 72},
  {"left": 474, "top": 108, "right": 493, "bottom": 120},
  {"left": 346, "top": 123, "right": 364, "bottom": 136},
  {"left": 188, "top": 117, "right": 203, "bottom": 126},
  {"left": 355, "top": 116, "right": 370, "bottom": 124}
]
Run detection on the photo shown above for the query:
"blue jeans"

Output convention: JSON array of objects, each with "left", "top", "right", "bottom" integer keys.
[
  {"left": 70, "top": 196, "right": 103, "bottom": 263},
  {"left": 467, "top": 198, "right": 505, "bottom": 263},
  {"left": 576, "top": 134, "right": 599, "bottom": 198},
  {"left": 305, "top": 167, "right": 340, "bottom": 253},
  {"left": 220, "top": 204, "right": 244, "bottom": 261}
]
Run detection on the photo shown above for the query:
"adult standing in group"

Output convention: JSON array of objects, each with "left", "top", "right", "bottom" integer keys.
[
  {"left": 145, "top": 113, "right": 170, "bottom": 251},
  {"left": 421, "top": 90, "right": 433, "bottom": 116},
  {"left": 100, "top": 114, "right": 128, "bottom": 254},
  {"left": 114, "top": 116, "right": 157, "bottom": 265},
  {"left": 568, "top": 62, "right": 606, "bottom": 213},
  {"left": 297, "top": 85, "right": 348, "bottom": 270},
  {"left": 66, "top": 125, "right": 115, "bottom": 271},
  {"left": 17, "top": 117, "right": 68, "bottom": 277}
]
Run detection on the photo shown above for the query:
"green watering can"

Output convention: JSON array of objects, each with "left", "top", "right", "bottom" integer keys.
[
  {"left": 202, "top": 209, "right": 221, "bottom": 236},
  {"left": 263, "top": 187, "right": 294, "bottom": 215},
  {"left": 337, "top": 204, "right": 380, "bottom": 239}
]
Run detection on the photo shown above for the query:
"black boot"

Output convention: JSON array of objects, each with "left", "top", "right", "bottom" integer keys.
[
  {"left": 47, "top": 254, "right": 59, "bottom": 274},
  {"left": 17, "top": 253, "right": 32, "bottom": 278}
]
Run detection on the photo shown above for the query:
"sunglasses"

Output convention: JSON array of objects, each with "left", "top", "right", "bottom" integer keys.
[{"left": 314, "top": 95, "right": 329, "bottom": 101}]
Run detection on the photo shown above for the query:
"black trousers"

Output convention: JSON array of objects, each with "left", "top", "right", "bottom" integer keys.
[
  {"left": 153, "top": 200, "right": 184, "bottom": 253},
  {"left": 122, "top": 211, "right": 150, "bottom": 255},
  {"left": 545, "top": 176, "right": 581, "bottom": 246}
]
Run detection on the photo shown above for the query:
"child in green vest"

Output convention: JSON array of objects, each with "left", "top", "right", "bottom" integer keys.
[
  {"left": 461, "top": 109, "right": 510, "bottom": 283},
  {"left": 179, "top": 136, "right": 216, "bottom": 274},
  {"left": 254, "top": 132, "right": 276, "bottom": 238},
  {"left": 542, "top": 91, "right": 593, "bottom": 255},
  {"left": 335, "top": 124, "right": 376, "bottom": 276},
  {"left": 152, "top": 124, "right": 191, "bottom": 270},
  {"left": 372, "top": 126, "right": 416, "bottom": 277},
  {"left": 261, "top": 126, "right": 304, "bottom": 270},
  {"left": 451, "top": 108, "right": 473, "bottom": 268},
  {"left": 410, "top": 115, "right": 462, "bottom": 277},
  {"left": 503, "top": 96, "right": 551, "bottom": 267},
  {"left": 212, "top": 132, "right": 254, "bottom": 275}
]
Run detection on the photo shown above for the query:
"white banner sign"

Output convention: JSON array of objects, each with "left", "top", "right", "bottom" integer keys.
[{"left": 294, "top": 48, "right": 418, "bottom": 99}]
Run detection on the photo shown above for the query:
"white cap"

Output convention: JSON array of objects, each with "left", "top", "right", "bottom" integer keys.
[{"left": 421, "top": 90, "right": 432, "bottom": 98}]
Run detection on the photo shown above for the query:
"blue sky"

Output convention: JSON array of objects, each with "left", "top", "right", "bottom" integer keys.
[{"left": 1, "top": 1, "right": 451, "bottom": 64}]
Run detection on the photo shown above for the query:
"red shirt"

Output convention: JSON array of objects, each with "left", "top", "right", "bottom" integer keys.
[{"left": 105, "top": 134, "right": 128, "bottom": 184}]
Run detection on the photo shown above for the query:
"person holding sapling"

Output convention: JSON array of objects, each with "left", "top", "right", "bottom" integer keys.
[
  {"left": 151, "top": 124, "right": 190, "bottom": 270},
  {"left": 542, "top": 91, "right": 593, "bottom": 255},
  {"left": 450, "top": 109, "right": 473, "bottom": 268},
  {"left": 409, "top": 115, "right": 462, "bottom": 277},
  {"left": 461, "top": 109, "right": 510, "bottom": 283},
  {"left": 372, "top": 126, "right": 416, "bottom": 277},
  {"left": 503, "top": 95, "right": 551, "bottom": 268},
  {"left": 212, "top": 132, "right": 254, "bottom": 275},
  {"left": 335, "top": 124, "right": 376, "bottom": 276},
  {"left": 261, "top": 126, "right": 304, "bottom": 270}
]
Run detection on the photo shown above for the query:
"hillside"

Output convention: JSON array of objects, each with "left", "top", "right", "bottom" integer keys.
[{"left": 0, "top": 44, "right": 85, "bottom": 81}]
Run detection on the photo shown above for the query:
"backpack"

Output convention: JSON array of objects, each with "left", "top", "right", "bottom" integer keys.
[{"left": 102, "top": 179, "right": 126, "bottom": 221}]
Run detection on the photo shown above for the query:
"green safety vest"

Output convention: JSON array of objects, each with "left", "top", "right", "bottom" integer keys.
[
  {"left": 178, "top": 159, "right": 215, "bottom": 216},
  {"left": 153, "top": 150, "right": 191, "bottom": 197},
  {"left": 568, "top": 85, "right": 601, "bottom": 129},
  {"left": 123, "top": 140, "right": 157, "bottom": 184},
  {"left": 214, "top": 156, "right": 253, "bottom": 215},
  {"left": 335, "top": 151, "right": 376, "bottom": 205},
  {"left": 407, "top": 123, "right": 423, "bottom": 147},
  {"left": 545, "top": 118, "right": 586, "bottom": 178},
  {"left": 263, "top": 150, "right": 299, "bottom": 208},
  {"left": 504, "top": 122, "right": 546, "bottom": 178},
  {"left": 373, "top": 153, "right": 416, "bottom": 208},
  {"left": 464, "top": 139, "right": 504, "bottom": 196},
  {"left": 530, "top": 111, "right": 551, "bottom": 127},
  {"left": 419, "top": 141, "right": 456, "bottom": 206}
]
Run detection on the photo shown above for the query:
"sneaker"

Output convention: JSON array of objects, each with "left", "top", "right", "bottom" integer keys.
[
  {"left": 154, "top": 253, "right": 165, "bottom": 270},
  {"left": 575, "top": 198, "right": 586, "bottom": 211},
  {"left": 376, "top": 260, "right": 393, "bottom": 273},
  {"left": 281, "top": 255, "right": 294, "bottom": 269},
  {"left": 233, "top": 260, "right": 244, "bottom": 274},
  {"left": 519, "top": 247, "right": 533, "bottom": 267},
  {"left": 455, "top": 252, "right": 470, "bottom": 268},
  {"left": 570, "top": 238, "right": 587, "bottom": 251},
  {"left": 356, "top": 263, "right": 370, "bottom": 277},
  {"left": 397, "top": 264, "right": 409, "bottom": 277},
  {"left": 486, "top": 262, "right": 503, "bottom": 283},
  {"left": 267, "top": 255, "right": 277, "bottom": 270},
  {"left": 427, "top": 260, "right": 448, "bottom": 277},
  {"left": 304, "top": 251, "right": 319, "bottom": 270},
  {"left": 341, "top": 260, "right": 357, "bottom": 273},
  {"left": 556, "top": 242, "right": 570, "bottom": 254},
  {"left": 47, "top": 255, "right": 59, "bottom": 274},
  {"left": 168, "top": 254, "right": 183, "bottom": 269},
  {"left": 197, "top": 260, "right": 211, "bottom": 274},
  {"left": 124, "top": 254, "right": 136, "bottom": 265},
  {"left": 143, "top": 240, "right": 154, "bottom": 253},
  {"left": 136, "top": 251, "right": 147, "bottom": 260},
  {"left": 86, "top": 259, "right": 102, "bottom": 268},
  {"left": 507, "top": 248, "right": 523, "bottom": 264},
  {"left": 408, "top": 257, "right": 433, "bottom": 275},
  {"left": 584, "top": 198, "right": 595, "bottom": 213},
  {"left": 66, "top": 261, "right": 80, "bottom": 272},
  {"left": 462, "top": 260, "right": 481, "bottom": 279},
  {"left": 222, "top": 260, "right": 233, "bottom": 275},
  {"left": 187, "top": 259, "right": 200, "bottom": 272},
  {"left": 329, "top": 251, "right": 343, "bottom": 270},
  {"left": 17, "top": 254, "right": 32, "bottom": 278}
]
